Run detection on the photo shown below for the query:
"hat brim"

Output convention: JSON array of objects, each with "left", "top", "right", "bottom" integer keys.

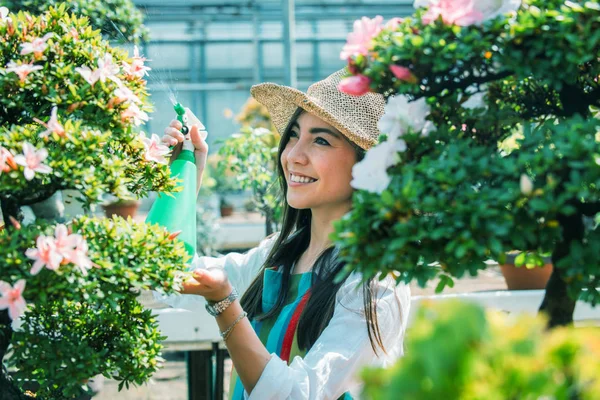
[{"left": 250, "top": 83, "right": 376, "bottom": 150}]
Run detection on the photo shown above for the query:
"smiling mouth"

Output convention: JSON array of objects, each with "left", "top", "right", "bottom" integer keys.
[{"left": 289, "top": 173, "right": 318, "bottom": 184}]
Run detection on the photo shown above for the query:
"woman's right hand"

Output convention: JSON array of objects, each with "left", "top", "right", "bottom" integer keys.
[{"left": 161, "top": 119, "right": 209, "bottom": 196}]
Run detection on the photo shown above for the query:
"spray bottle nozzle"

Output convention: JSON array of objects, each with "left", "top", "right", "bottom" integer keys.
[{"left": 174, "top": 103, "right": 190, "bottom": 134}]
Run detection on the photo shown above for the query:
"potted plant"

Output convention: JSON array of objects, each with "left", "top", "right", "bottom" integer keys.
[
  {"left": 499, "top": 251, "right": 553, "bottom": 290},
  {"left": 333, "top": 0, "right": 600, "bottom": 329},
  {"left": 0, "top": 6, "right": 187, "bottom": 398},
  {"left": 219, "top": 196, "right": 234, "bottom": 217},
  {"left": 101, "top": 198, "right": 142, "bottom": 219}
]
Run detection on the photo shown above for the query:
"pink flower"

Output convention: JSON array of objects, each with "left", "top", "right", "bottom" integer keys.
[
  {"left": 65, "top": 237, "right": 93, "bottom": 275},
  {"left": 53, "top": 224, "right": 81, "bottom": 259},
  {"left": 75, "top": 53, "right": 121, "bottom": 86},
  {"left": 34, "top": 106, "right": 65, "bottom": 138},
  {"left": 390, "top": 65, "right": 418, "bottom": 84},
  {"left": 25, "top": 235, "right": 62, "bottom": 275},
  {"left": 13, "top": 142, "right": 52, "bottom": 181},
  {"left": 114, "top": 85, "right": 141, "bottom": 104},
  {"left": 141, "top": 133, "right": 171, "bottom": 164},
  {"left": 417, "top": 0, "right": 521, "bottom": 27},
  {"left": 5, "top": 61, "right": 42, "bottom": 82},
  {"left": 122, "top": 46, "right": 151, "bottom": 78},
  {"left": 385, "top": 17, "right": 404, "bottom": 30},
  {"left": 20, "top": 33, "right": 54, "bottom": 57},
  {"left": 121, "top": 103, "right": 149, "bottom": 126},
  {"left": 340, "top": 16, "right": 384, "bottom": 60},
  {"left": 0, "top": 279, "right": 27, "bottom": 321},
  {"left": 0, "top": 146, "right": 17, "bottom": 173},
  {"left": 337, "top": 74, "right": 371, "bottom": 96}
]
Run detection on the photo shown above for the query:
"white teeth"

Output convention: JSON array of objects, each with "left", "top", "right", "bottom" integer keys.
[{"left": 290, "top": 173, "right": 316, "bottom": 184}]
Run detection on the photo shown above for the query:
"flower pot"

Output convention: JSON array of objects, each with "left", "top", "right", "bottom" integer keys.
[
  {"left": 102, "top": 200, "right": 141, "bottom": 219},
  {"left": 220, "top": 205, "right": 234, "bottom": 217},
  {"left": 499, "top": 253, "right": 553, "bottom": 290}
]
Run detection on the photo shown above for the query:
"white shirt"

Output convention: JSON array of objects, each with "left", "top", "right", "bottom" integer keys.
[{"left": 156, "top": 234, "right": 411, "bottom": 400}]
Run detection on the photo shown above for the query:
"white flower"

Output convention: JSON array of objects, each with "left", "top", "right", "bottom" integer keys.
[
  {"left": 75, "top": 53, "right": 121, "bottom": 86},
  {"left": 0, "top": 7, "right": 9, "bottom": 21},
  {"left": 122, "top": 46, "right": 151, "bottom": 78},
  {"left": 351, "top": 138, "right": 407, "bottom": 194},
  {"left": 520, "top": 174, "right": 533, "bottom": 195},
  {"left": 75, "top": 65, "right": 100, "bottom": 86},
  {"left": 377, "top": 96, "right": 432, "bottom": 140}
]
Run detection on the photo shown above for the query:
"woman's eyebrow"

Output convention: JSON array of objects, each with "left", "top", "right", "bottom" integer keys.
[{"left": 290, "top": 122, "right": 341, "bottom": 139}]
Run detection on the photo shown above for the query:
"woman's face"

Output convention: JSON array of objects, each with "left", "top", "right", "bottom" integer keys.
[{"left": 281, "top": 112, "right": 358, "bottom": 214}]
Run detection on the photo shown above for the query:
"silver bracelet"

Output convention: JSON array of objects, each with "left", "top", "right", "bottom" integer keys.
[{"left": 220, "top": 311, "right": 247, "bottom": 341}]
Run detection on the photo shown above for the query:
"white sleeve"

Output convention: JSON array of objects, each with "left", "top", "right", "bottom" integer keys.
[
  {"left": 153, "top": 233, "right": 279, "bottom": 311},
  {"left": 246, "top": 273, "right": 411, "bottom": 400}
]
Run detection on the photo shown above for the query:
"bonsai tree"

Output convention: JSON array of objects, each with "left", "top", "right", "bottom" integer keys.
[
  {"left": 332, "top": 0, "right": 600, "bottom": 327},
  {"left": 361, "top": 301, "right": 600, "bottom": 399},
  {"left": 2, "top": 0, "right": 148, "bottom": 43},
  {"left": 0, "top": 6, "right": 188, "bottom": 399},
  {"left": 219, "top": 98, "right": 282, "bottom": 234}
]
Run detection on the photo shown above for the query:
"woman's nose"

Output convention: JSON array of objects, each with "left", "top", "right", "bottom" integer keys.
[{"left": 286, "top": 140, "right": 308, "bottom": 165}]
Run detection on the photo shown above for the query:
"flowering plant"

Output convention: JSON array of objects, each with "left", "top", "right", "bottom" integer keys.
[
  {"left": 333, "top": 0, "right": 600, "bottom": 328},
  {"left": 0, "top": 6, "right": 187, "bottom": 399}
]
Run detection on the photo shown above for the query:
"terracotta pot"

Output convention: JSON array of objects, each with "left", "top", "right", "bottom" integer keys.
[
  {"left": 500, "top": 253, "right": 553, "bottom": 290},
  {"left": 220, "top": 205, "right": 234, "bottom": 217},
  {"left": 102, "top": 201, "right": 140, "bottom": 219}
]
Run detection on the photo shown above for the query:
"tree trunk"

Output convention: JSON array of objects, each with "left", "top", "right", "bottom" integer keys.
[
  {"left": 539, "top": 211, "right": 583, "bottom": 328},
  {"left": 1, "top": 310, "right": 34, "bottom": 400}
]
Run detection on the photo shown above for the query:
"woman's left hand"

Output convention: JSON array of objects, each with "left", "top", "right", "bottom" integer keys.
[{"left": 180, "top": 268, "right": 233, "bottom": 302}]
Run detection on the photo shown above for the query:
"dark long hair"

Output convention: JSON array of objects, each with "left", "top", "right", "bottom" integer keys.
[{"left": 240, "top": 108, "right": 386, "bottom": 355}]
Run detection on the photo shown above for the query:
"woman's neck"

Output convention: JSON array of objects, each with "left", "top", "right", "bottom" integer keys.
[{"left": 305, "top": 203, "right": 350, "bottom": 259}]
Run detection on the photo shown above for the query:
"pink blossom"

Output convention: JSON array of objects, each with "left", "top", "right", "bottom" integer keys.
[
  {"left": 385, "top": 17, "right": 404, "bottom": 31},
  {"left": 25, "top": 236, "right": 62, "bottom": 275},
  {"left": 75, "top": 53, "right": 121, "bottom": 86},
  {"left": 417, "top": 0, "right": 521, "bottom": 27},
  {"left": 141, "top": 133, "right": 171, "bottom": 164},
  {"left": 390, "top": 65, "right": 418, "bottom": 84},
  {"left": 0, "top": 279, "right": 27, "bottom": 321},
  {"left": 114, "top": 85, "right": 141, "bottom": 104},
  {"left": 53, "top": 224, "right": 82, "bottom": 259},
  {"left": 65, "top": 237, "right": 93, "bottom": 275},
  {"left": 121, "top": 103, "right": 149, "bottom": 126},
  {"left": 340, "top": 16, "right": 384, "bottom": 61},
  {"left": 34, "top": 106, "right": 65, "bottom": 138},
  {"left": 0, "top": 146, "right": 17, "bottom": 173},
  {"left": 20, "top": 33, "right": 54, "bottom": 56},
  {"left": 122, "top": 46, "right": 151, "bottom": 78},
  {"left": 13, "top": 142, "right": 52, "bottom": 181},
  {"left": 5, "top": 61, "right": 42, "bottom": 82},
  {"left": 337, "top": 74, "right": 371, "bottom": 96}
]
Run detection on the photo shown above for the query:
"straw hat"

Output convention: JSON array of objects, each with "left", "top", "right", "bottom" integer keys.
[{"left": 250, "top": 69, "right": 385, "bottom": 150}]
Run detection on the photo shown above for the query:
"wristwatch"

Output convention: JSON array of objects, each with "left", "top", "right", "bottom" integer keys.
[{"left": 205, "top": 288, "right": 239, "bottom": 316}]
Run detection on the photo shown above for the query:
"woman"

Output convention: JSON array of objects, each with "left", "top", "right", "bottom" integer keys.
[{"left": 158, "top": 69, "right": 411, "bottom": 399}]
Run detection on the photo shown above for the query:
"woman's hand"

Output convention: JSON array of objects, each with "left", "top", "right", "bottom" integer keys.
[
  {"left": 180, "top": 268, "right": 234, "bottom": 302},
  {"left": 161, "top": 119, "right": 208, "bottom": 195}
]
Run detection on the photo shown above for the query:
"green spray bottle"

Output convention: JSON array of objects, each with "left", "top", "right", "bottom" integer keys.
[{"left": 145, "top": 104, "right": 207, "bottom": 257}]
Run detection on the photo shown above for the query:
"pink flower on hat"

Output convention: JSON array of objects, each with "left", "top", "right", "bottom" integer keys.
[
  {"left": 26, "top": 235, "right": 62, "bottom": 275},
  {"left": 13, "top": 142, "right": 52, "bottom": 181},
  {"left": 0, "top": 279, "right": 27, "bottom": 321},
  {"left": 338, "top": 74, "right": 371, "bottom": 96},
  {"left": 20, "top": 33, "right": 54, "bottom": 57},
  {"left": 140, "top": 133, "right": 171, "bottom": 164},
  {"left": 5, "top": 61, "right": 42, "bottom": 82},
  {"left": 340, "top": 16, "right": 384, "bottom": 61}
]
